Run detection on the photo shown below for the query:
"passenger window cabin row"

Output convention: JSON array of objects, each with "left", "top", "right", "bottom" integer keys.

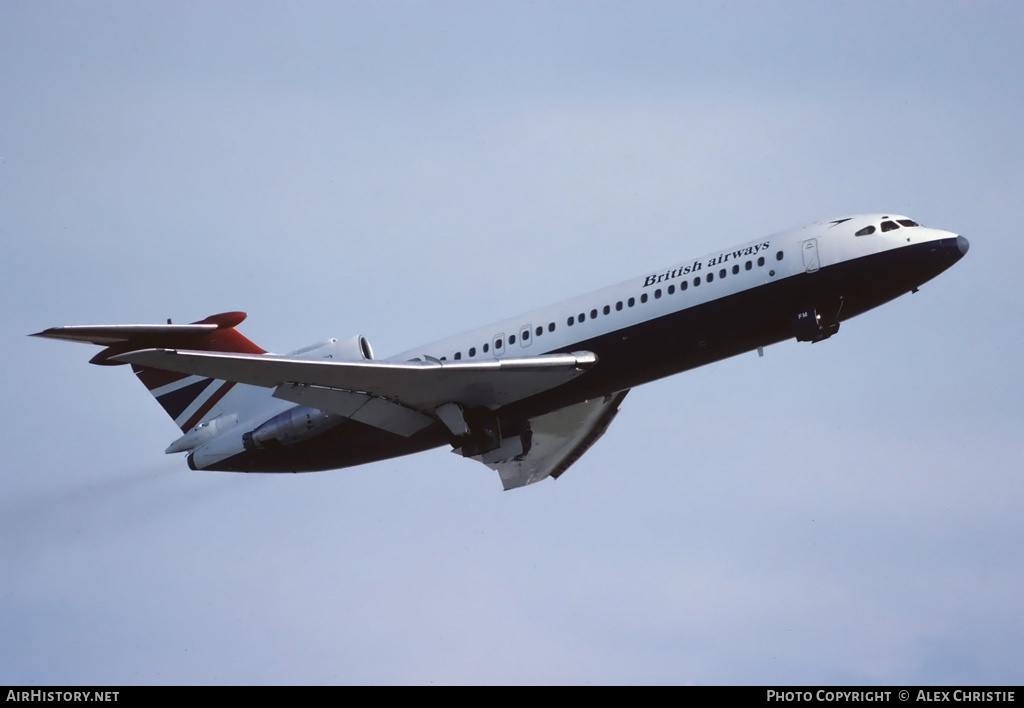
[{"left": 440, "top": 250, "right": 784, "bottom": 361}]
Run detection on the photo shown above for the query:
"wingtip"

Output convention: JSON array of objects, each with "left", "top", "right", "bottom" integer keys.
[{"left": 570, "top": 351, "right": 599, "bottom": 368}]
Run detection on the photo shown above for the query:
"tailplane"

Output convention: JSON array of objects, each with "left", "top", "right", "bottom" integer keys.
[{"left": 33, "top": 311, "right": 268, "bottom": 432}]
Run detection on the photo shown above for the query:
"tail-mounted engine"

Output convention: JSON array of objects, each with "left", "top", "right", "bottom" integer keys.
[
  {"left": 287, "top": 335, "right": 373, "bottom": 361},
  {"left": 177, "top": 333, "right": 374, "bottom": 468},
  {"left": 242, "top": 405, "right": 341, "bottom": 450}
]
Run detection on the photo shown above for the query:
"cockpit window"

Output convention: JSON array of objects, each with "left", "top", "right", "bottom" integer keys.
[
  {"left": 897, "top": 219, "right": 919, "bottom": 227},
  {"left": 855, "top": 225, "right": 876, "bottom": 236},
  {"left": 880, "top": 220, "right": 900, "bottom": 232}
]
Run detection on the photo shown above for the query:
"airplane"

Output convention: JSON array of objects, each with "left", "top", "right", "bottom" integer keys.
[{"left": 34, "top": 214, "right": 968, "bottom": 490}]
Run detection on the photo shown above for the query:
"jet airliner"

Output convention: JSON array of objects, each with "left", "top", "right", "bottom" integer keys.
[{"left": 35, "top": 214, "right": 968, "bottom": 490}]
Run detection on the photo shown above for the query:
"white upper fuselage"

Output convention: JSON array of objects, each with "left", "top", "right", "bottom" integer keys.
[{"left": 393, "top": 214, "right": 960, "bottom": 366}]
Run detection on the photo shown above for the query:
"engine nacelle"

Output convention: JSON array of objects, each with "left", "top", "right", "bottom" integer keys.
[
  {"left": 185, "top": 405, "right": 344, "bottom": 468},
  {"left": 242, "top": 405, "right": 341, "bottom": 450},
  {"left": 187, "top": 428, "right": 248, "bottom": 470},
  {"left": 185, "top": 334, "right": 372, "bottom": 468},
  {"left": 165, "top": 413, "right": 240, "bottom": 453},
  {"left": 286, "top": 335, "right": 373, "bottom": 361}
]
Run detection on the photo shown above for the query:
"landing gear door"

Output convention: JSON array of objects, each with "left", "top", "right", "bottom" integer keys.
[{"left": 802, "top": 238, "right": 820, "bottom": 273}]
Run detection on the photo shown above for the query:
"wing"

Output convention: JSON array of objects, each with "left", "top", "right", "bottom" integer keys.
[
  {"left": 458, "top": 390, "right": 629, "bottom": 490},
  {"left": 112, "top": 348, "right": 598, "bottom": 437}
]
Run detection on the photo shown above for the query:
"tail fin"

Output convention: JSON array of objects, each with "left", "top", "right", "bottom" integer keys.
[{"left": 33, "top": 311, "right": 267, "bottom": 431}]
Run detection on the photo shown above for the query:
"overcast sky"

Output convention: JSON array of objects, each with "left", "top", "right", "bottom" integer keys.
[{"left": 2, "top": 1, "right": 1022, "bottom": 685}]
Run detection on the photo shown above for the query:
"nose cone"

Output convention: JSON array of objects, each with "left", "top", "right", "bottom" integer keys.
[{"left": 934, "top": 234, "right": 968, "bottom": 263}]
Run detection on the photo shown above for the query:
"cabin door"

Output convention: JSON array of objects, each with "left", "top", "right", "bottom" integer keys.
[{"left": 802, "top": 238, "right": 820, "bottom": 273}]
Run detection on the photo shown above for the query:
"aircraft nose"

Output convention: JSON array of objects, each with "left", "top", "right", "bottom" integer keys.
[{"left": 933, "top": 234, "right": 968, "bottom": 263}]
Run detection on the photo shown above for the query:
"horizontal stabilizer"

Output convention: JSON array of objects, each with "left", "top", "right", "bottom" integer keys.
[
  {"left": 32, "top": 323, "right": 217, "bottom": 345},
  {"left": 32, "top": 312, "right": 263, "bottom": 365}
]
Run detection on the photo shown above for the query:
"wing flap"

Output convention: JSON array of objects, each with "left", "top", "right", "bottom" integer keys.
[
  {"left": 273, "top": 383, "right": 435, "bottom": 437},
  {"left": 463, "top": 390, "right": 629, "bottom": 490}
]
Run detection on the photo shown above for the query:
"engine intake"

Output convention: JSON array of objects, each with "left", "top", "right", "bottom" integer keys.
[{"left": 287, "top": 335, "right": 373, "bottom": 361}]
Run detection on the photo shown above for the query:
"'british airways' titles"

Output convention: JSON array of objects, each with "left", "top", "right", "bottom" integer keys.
[{"left": 642, "top": 241, "right": 771, "bottom": 288}]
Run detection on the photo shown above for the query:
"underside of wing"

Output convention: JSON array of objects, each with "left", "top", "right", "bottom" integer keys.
[
  {"left": 458, "top": 390, "right": 629, "bottom": 490},
  {"left": 112, "top": 348, "right": 598, "bottom": 429},
  {"left": 38, "top": 314, "right": 624, "bottom": 489}
]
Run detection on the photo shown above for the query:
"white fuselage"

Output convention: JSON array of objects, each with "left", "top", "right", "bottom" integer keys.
[{"left": 394, "top": 214, "right": 961, "bottom": 367}]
